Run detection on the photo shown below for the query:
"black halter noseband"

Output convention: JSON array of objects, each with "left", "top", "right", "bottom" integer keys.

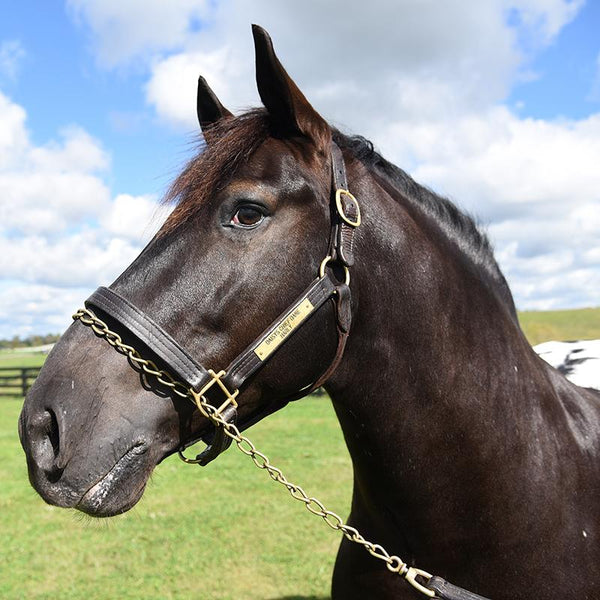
[{"left": 83, "top": 141, "right": 360, "bottom": 465}]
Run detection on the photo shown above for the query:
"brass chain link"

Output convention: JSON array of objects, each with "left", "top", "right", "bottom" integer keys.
[{"left": 72, "top": 307, "right": 435, "bottom": 597}]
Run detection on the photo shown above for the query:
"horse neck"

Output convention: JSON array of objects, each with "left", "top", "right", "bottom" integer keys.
[{"left": 325, "top": 168, "right": 552, "bottom": 530}]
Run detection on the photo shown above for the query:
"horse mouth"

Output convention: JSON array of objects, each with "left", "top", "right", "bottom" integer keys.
[{"left": 76, "top": 442, "right": 149, "bottom": 517}]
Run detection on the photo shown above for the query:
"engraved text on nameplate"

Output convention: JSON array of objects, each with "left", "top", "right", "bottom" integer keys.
[{"left": 253, "top": 298, "right": 315, "bottom": 361}]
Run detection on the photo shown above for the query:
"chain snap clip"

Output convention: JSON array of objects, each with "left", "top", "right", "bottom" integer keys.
[{"left": 405, "top": 567, "right": 435, "bottom": 597}]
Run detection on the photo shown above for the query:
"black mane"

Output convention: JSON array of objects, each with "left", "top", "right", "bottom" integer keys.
[{"left": 333, "top": 129, "right": 516, "bottom": 314}]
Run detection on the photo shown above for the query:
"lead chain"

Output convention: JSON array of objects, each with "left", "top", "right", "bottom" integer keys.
[{"left": 72, "top": 307, "right": 435, "bottom": 597}]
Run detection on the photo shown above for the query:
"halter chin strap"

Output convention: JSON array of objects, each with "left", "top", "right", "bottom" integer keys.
[{"left": 83, "top": 140, "right": 359, "bottom": 466}]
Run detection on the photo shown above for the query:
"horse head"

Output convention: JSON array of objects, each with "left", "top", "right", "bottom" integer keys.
[{"left": 19, "top": 26, "right": 347, "bottom": 517}]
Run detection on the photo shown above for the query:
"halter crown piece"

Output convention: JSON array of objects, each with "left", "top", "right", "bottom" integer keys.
[{"left": 73, "top": 142, "right": 490, "bottom": 600}]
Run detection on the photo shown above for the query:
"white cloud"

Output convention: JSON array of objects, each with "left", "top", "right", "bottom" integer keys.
[
  {"left": 399, "top": 109, "right": 600, "bottom": 221},
  {"left": 508, "top": 0, "right": 584, "bottom": 44},
  {"left": 29, "top": 125, "right": 110, "bottom": 173},
  {"left": 0, "top": 40, "right": 25, "bottom": 81},
  {"left": 0, "top": 282, "right": 92, "bottom": 338},
  {"left": 382, "top": 107, "right": 600, "bottom": 309},
  {"left": 0, "top": 232, "right": 144, "bottom": 288},
  {"left": 100, "top": 193, "right": 169, "bottom": 240},
  {"left": 146, "top": 48, "right": 235, "bottom": 129},
  {"left": 66, "top": 0, "right": 211, "bottom": 68},
  {"left": 72, "top": 0, "right": 584, "bottom": 129},
  {"left": 143, "top": 0, "right": 524, "bottom": 129},
  {"left": 65, "top": 0, "right": 599, "bottom": 314},
  {"left": 0, "top": 91, "right": 28, "bottom": 163},
  {"left": 0, "top": 171, "right": 111, "bottom": 235},
  {"left": 0, "top": 91, "right": 168, "bottom": 338},
  {"left": 0, "top": 101, "right": 113, "bottom": 236},
  {"left": 497, "top": 241, "right": 600, "bottom": 309}
]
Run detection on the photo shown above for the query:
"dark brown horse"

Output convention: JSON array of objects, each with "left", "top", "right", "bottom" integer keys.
[{"left": 19, "top": 26, "right": 600, "bottom": 599}]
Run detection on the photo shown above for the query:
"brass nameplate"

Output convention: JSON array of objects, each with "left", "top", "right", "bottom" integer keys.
[{"left": 254, "top": 298, "right": 315, "bottom": 361}]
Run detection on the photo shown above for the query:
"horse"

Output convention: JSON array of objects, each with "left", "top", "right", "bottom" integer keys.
[
  {"left": 535, "top": 339, "right": 600, "bottom": 390},
  {"left": 19, "top": 25, "right": 600, "bottom": 599}
]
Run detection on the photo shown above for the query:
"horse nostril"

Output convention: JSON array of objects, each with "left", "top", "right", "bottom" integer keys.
[
  {"left": 28, "top": 408, "right": 65, "bottom": 480},
  {"left": 45, "top": 409, "right": 60, "bottom": 459}
]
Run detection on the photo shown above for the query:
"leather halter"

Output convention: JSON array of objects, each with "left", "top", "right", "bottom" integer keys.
[
  {"left": 79, "top": 141, "right": 493, "bottom": 600},
  {"left": 83, "top": 140, "right": 359, "bottom": 465}
]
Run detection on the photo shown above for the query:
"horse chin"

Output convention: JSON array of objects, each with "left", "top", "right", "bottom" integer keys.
[{"left": 75, "top": 442, "right": 151, "bottom": 518}]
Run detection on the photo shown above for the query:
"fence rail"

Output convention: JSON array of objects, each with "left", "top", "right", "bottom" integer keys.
[
  {"left": 0, "top": 365, "right": 325, "bottom": 400},
  {"left": 0, "top": 367, "right": 41, "bottom": 398}
]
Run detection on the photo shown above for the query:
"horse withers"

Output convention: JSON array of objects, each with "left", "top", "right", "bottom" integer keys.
[{"left": 19, "top": 26, "right": 600, "bottom": 599}]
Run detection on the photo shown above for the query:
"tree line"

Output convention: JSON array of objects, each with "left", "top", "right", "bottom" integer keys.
[{"left": 0, "top": 334, "right": 60, "bottom": 350}]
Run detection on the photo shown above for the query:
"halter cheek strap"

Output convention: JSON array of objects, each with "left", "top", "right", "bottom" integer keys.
[
  {"left": 83, "top": 140, "right": 359, "bottom": 466},
  {"left": 330, "top": 142, "right": 360, "bottom": 267}
]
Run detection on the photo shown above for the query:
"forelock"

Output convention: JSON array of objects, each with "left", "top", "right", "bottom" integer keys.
[{"left": 160, "top": 109, "right": 270, "bottom": 236}]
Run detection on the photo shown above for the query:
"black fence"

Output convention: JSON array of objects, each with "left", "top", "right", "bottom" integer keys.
[
  {"left": 0, "top": 367, "right": 41, "bottom": 398},
  {"left": 0, "top": 366, "right": 327, "bottom": 399}
]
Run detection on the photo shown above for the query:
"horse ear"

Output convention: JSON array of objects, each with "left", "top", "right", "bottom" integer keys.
[
  {"left": 197, "top": 76, "right": 233, "bottom": 132},
  {"left": 252, "top": 24, "right": 329, "bottom": 150}
]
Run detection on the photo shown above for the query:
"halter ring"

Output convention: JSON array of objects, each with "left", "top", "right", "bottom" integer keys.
[{"left": 319, "top": 256, "right": 350, "bottom": 286}]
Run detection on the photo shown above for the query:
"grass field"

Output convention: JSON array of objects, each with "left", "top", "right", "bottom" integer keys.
[
  {"left": 1, "top": 396, "right": 350, "bottom": 600},
  {"left": 518, "top": 306, "right": 600, "bottom": 345},
  {"left": 1, "top": 306, "right": 598, "bottom": 599},
  {"left": 0, "top": 351, "right": 47, "bottom": 368}
]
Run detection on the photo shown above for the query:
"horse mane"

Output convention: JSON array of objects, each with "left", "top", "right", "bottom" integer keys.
[
  {"left": 331, "top": 130, "right": 516, "bottom": 314},
  {"left": 160, "top": 109, "right": 516, "bottom": 315}
]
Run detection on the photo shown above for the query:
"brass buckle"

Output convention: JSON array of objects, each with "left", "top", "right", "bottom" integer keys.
[
  {"left": 335, "top": 189, "right": 361, "bottom": 227},
  {"left": 191, "top": 369, "right": 239, "bottom": 417}
]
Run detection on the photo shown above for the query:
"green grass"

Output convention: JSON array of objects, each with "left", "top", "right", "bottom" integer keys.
[
  {"left": 1, "top": 396, "right": 350, "bottom": 600},
  {"left": 0, "top": 351, "right": 47, "bottom": 368},
  {"left": 518, "top": 306, "right": 600, "bottom": 345}
]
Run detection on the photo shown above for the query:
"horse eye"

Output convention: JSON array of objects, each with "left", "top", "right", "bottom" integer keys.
[{"left": 231, "top": 206, "right": 264, "bottom": 228}]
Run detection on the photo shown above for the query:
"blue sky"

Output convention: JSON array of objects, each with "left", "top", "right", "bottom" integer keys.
[
  {"left": 1, "top": 3, "right": 189, "bottom": 197},
  {"left": 507, "top": 1, "right": 600, "bottom": 118},
  {"left": 1, "top": 1, "right": 599, "bottom": 338}
]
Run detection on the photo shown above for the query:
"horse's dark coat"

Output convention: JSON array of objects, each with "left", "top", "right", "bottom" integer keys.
[{"left": 19, "top": 26, "right": 600, "bottom": 599}]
